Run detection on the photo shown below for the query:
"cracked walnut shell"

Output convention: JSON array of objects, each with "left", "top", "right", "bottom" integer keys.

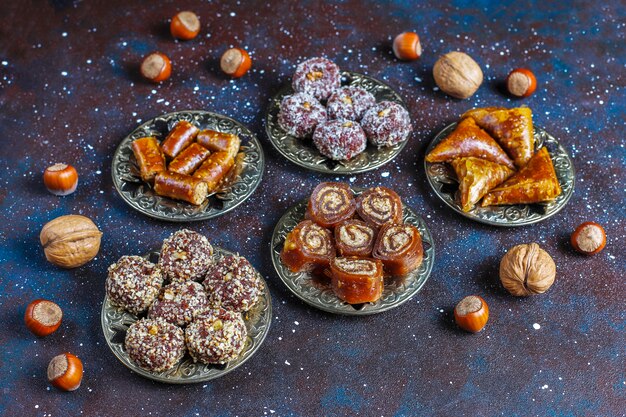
[
  {"left": 40, "top": 215, "right": 102, "bottom": 268},
  {"left": 499, "top": 243, "right": 556, "bottom": 296}
]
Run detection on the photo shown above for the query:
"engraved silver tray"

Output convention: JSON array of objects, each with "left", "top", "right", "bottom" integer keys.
[
  {"left": 425, "top": 123, "right": 575, "bottom": 226},
  {"left": 270, "top": 189, "right": 435, "bottom": 315},
  {"left": 265, "top": 71, "right": 409, "bottom": 174},
  {"left": 112, "top": 110, "right": 264, "bottom": 222},
  {"left": 101, "top": 247, "right": 272, "bottom": 384}
]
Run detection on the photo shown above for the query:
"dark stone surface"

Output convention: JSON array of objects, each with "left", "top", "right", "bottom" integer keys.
[{"left": 0, "top": 0, "right": 624, "bottom": 416}]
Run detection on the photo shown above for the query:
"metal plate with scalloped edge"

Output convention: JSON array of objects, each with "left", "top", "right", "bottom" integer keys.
[
  {"left": 270, "top": 188, "right": 434, "bottom": 315},
  {"left": 101, "top": 246, "right": 272, "bottom": 384},
  {"left": 425, "top": 123, "right": 575, "bottom": 226},
  {"left": 112, "top": 110, "right": 264, "bottom": 222},
  {"left": 265, "top": 71, "right": 410, "bottom": 174}
]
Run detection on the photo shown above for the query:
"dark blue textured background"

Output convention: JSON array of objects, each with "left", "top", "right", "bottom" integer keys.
[{"left": 0, "top": 0, "right": 624, "bottom": 416}]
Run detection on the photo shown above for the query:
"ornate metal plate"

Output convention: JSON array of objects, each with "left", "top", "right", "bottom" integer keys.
[
  {"left": 265, "top": 71, "right": 409, "bottom": 174},
  {"left": 101, "top": 247, "right": 272, "bottom": 384},
  {"left": 425, "top": 123, "right": 575, "bottom": 227},
  {"left": 270, "top": 189, "right": 435, "bottom": 315},
  {"left": 112, "top": 110, "right": 264, "bottom": 222}
]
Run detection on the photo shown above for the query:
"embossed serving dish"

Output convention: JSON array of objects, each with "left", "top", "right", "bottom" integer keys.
[
  {"left": 270, "top": 189, "right": 435, "bottom": 315},
  {"left": 112, "top": 110, "right": 264, "bottom": 222},
  {"left": 101, "top": 247, "right": 272, "bottom": 384},
  {"left": 265, "top": 71, "right": 409, "bottom": 174},
  {"left": 425, "top": 124, "right": 575, "bottom": 226}
]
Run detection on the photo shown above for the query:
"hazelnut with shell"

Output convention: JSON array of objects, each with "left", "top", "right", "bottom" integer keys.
[
  {"left": 433, "top": 51, "right": 483, "bottom": 99},
  {"left": 499, "top": 243, "right": 556, "bottom": 296},
  {"left": 40, "top": 215, "right": 102, "bottom": 269}
]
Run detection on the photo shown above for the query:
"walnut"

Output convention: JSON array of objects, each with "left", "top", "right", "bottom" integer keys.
[
  {"left": 499, "top": 243, "right": 556, "bottom": 296},
  {"left": 433, "top": 51, "right": 483, "bottom": 99},
  {"left": 40, "top": 215, "right": 102, "bottom": 268}
]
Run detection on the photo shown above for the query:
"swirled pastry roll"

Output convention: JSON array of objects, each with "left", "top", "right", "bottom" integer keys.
[
  {"left": 330, "top": 257, "right": 384, "bottom": 304},
  {"left": 373, "top": 223, "right": 423, "bottom": 276},
  {"left": 355, "top": 186, "right": 403, "bottom": 229},
  {"left": 281, "top": 220, "right": 335, "bottom": 273},
  {"left": 306, "top": 182, "right": 356, "bottom": 229},
  {"left": 334, "top": 219, "right": 376, "bottom": 257}
]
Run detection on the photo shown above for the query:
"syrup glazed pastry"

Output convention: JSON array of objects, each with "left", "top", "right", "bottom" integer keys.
[
  {"left": 106, "top": 255, "right": 164, "bottom": 315},
  {"left": 425, "top": 117, "right": 515, "bottom": 169},
  {"left": 360, "top": 101, "right": 412, "bottom": 147},
  {"left": 449, "top": 157, "right": 515, "bottom": 212},
  {"left": 373, "top": 223, "right": 423, "bottom": 276},
  {"left": 161, "top": 120, "right": 200, "bottom": 159},
  {"left": 277, "top": 93, "right": 327, "bottom": 138},
  {"left": 147, "top": 281, "right": 209, "bottom": 327},
  {"left": 312, "top": 119, "right": 367, "bottom": 161},
  {"left": 124, "top": 318, "right": 186, "bottom": 372},
  {"left": 158, "top": 229, "right": 214, "bottom": 282},
  {"left": 196, "top": 129, "right": 241, "bottom": 159},
  {"left": 335, "top": 219, "right": 377, "bottom": 257},
  {"left": 185, "top": 308, "right": 247, "bottom": 365},
  {"left": 463, "top": 106, "right": 534, "bottom": 169},
  {"left": 355, "top": 186, "right": 403, "bottom": 229},
  {"left": 292, "top": 57, "right": 341, "bottom": 101},
  {"left": 131, "top": 137, "right": 166, "bottom": 182},
  {"left": 203, "top": 254, "right": 262, "bottom": 313},
  {"left": 306, "top": 182, "right": 356, "bottom": 228},
  {"left": 330, "top": 257, "right": 384, "bottom": 304},
  {"left": 481, "top": 147, "right": 562, "bottom": 206},
  {"left": 281, "top": 220, "right": 335, "bottom": 273},
  {"left": 326, "top": 86, "right": 376, "bottom": 122}
]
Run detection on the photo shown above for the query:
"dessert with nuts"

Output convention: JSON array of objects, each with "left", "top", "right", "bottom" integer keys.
[
  {"left": 312, "top": 119, "right": 367, "bottom": 161},
  {"left": 292, "top": 57, "right": 341, "bottom": 101},
  {"left": 106, "top": 255, "right": 164, "bottom": 315},
  {"left": 185, "top": 308, "right": 247, "bottom": 365},
  {"left": 203, "top": 255, "right": 262, "bottom": 313},
  {"left": 158, "top": 229, "right": 213, "bottom": 282},
  {"left": 148, "top": 281, "right": 209, "bottom": 326},
  {"left": 125, "top": 318, "right": 186, "bottom": 372},
  {"left": 326, "top": 86, "right": 376, "bottom": 122},
  {"left": 281, "top": 183, "right": 424, "bottom": 304},
  {"left": 425, "top": 106, "right": 562, "bottom": 212},
  {"left": 277, "top": 92, "right": 327, "bottom": 138},
  {"left": 360, "top": 101, "right": 412, "bottom": 147}
]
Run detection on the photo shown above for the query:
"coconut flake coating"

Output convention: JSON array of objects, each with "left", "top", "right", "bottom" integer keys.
[
  {"left": 326, "top": 86, "right": 376, "bottom": 122},
  {"left": 313, "top": 120, "right": 367, "bottom": 160},
  {"left": 147, "top": 280, "right": 209, "bottom": 327},
  {"left": 361, "top": 101, "right": 412, "bottom": 147},
  {"left": 106, "top": 255, "right": 164, "bottom": 315},
  {"left": 125, "top": 318, "right": 186, "bottom": 372},
  {"left": 185, "top": 308, "right": 247, "bottom": 364},
  {"left": 159, "top": 229, "right": 213, "bottom": 282},
  {"left": 278, "top": 93, "right": 327, "bottom": 138},
  {"left": 203, "top": 254, "right": 261, "bottom": 313},
  {"left": 292, "top": 57, "right": 341, "bottom": 101}
]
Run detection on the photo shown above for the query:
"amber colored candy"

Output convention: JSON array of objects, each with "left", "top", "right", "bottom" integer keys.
[
  {"left": 481, "top": 147, "right": 561, "bottom": 206},
  {"left": 373, "top": 223, "right": 423, "bottom": 276},
  {"left": 463, "top": 106, "right": 534, "bottom": 169},
  {"left": 335, "top": 219, "right": 377, "bottom": 257},
  {"left": 196, "top": 130, "right": 241, "bottom": 159},
  {"left": 330, "top": 257, "right": 384, "bottom": 304},
  {"left": 281, "top": 220, "right": 335, "bottom": 273},
  {"left": 306, "top": 182, "right": 356, "bottom": 229},
  {"left": 449, "top": 157, "right": 514, "bottom": 212},
  {"left": 131, "top": 137, "right": 166, "bottom": 182},
  {"left": 355, "top": 186, "right": 403, "bottom": 229},
  {"left": 426, "top": 117, "right": 515, "bottom": 169},
  {"left": 161, "top": 121, "right": 200, "bottom": 159},
  {"left": 193, "top": 151, "right": 234, "bottom": 192}
]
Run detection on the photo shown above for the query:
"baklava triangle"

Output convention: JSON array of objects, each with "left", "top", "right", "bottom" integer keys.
[
  {"left": 481, "top": 147, "right": 562, "bottom": 206},
  {"left": 426, "top": 117, "right": 515, "bottom": 169},
  {"left": 463, "top": 106, "right": 534, "bottom": 168},
  {"left": 449, "top": 157, "right": 515, "bottom": 212}
]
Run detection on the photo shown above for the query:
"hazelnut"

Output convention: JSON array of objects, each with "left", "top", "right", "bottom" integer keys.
[
  {"left": 25, "top": 299, "right": 63, "bottom": 337},
  {"left": 40, "top": 215, "right": 102, "bottom": 268},
  {"left": 499, "top": 243, "right": 556, "bottom": 296},
  {"left": 571, "top": 221, "right": 606, "bottom": 255},
  {"left": 220, "top": 47, "right": 251, "bottom": 78},
  {"left": 392, "top": 32, "right": 422, "bottom": 61},
  {"left": 454, "top": 295, "right": 489, "bottom": 333},
  {"left": 433, "top": 51, "right": 483, "bottom": 99},
  {"left": 48, "top": 353, "right": 83, "bottom": 391},
  {"left": 140, "top": 52, "right": 172, "bottom": 83},
  {"left": 170, "top": 11, "right": 200, "bottom": 40},
  {"left": 506, "top": 68, "right": 537, "bottom": 97},
  {"left": 43, "top": 163, "right": 78, "bottom": 196}
]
